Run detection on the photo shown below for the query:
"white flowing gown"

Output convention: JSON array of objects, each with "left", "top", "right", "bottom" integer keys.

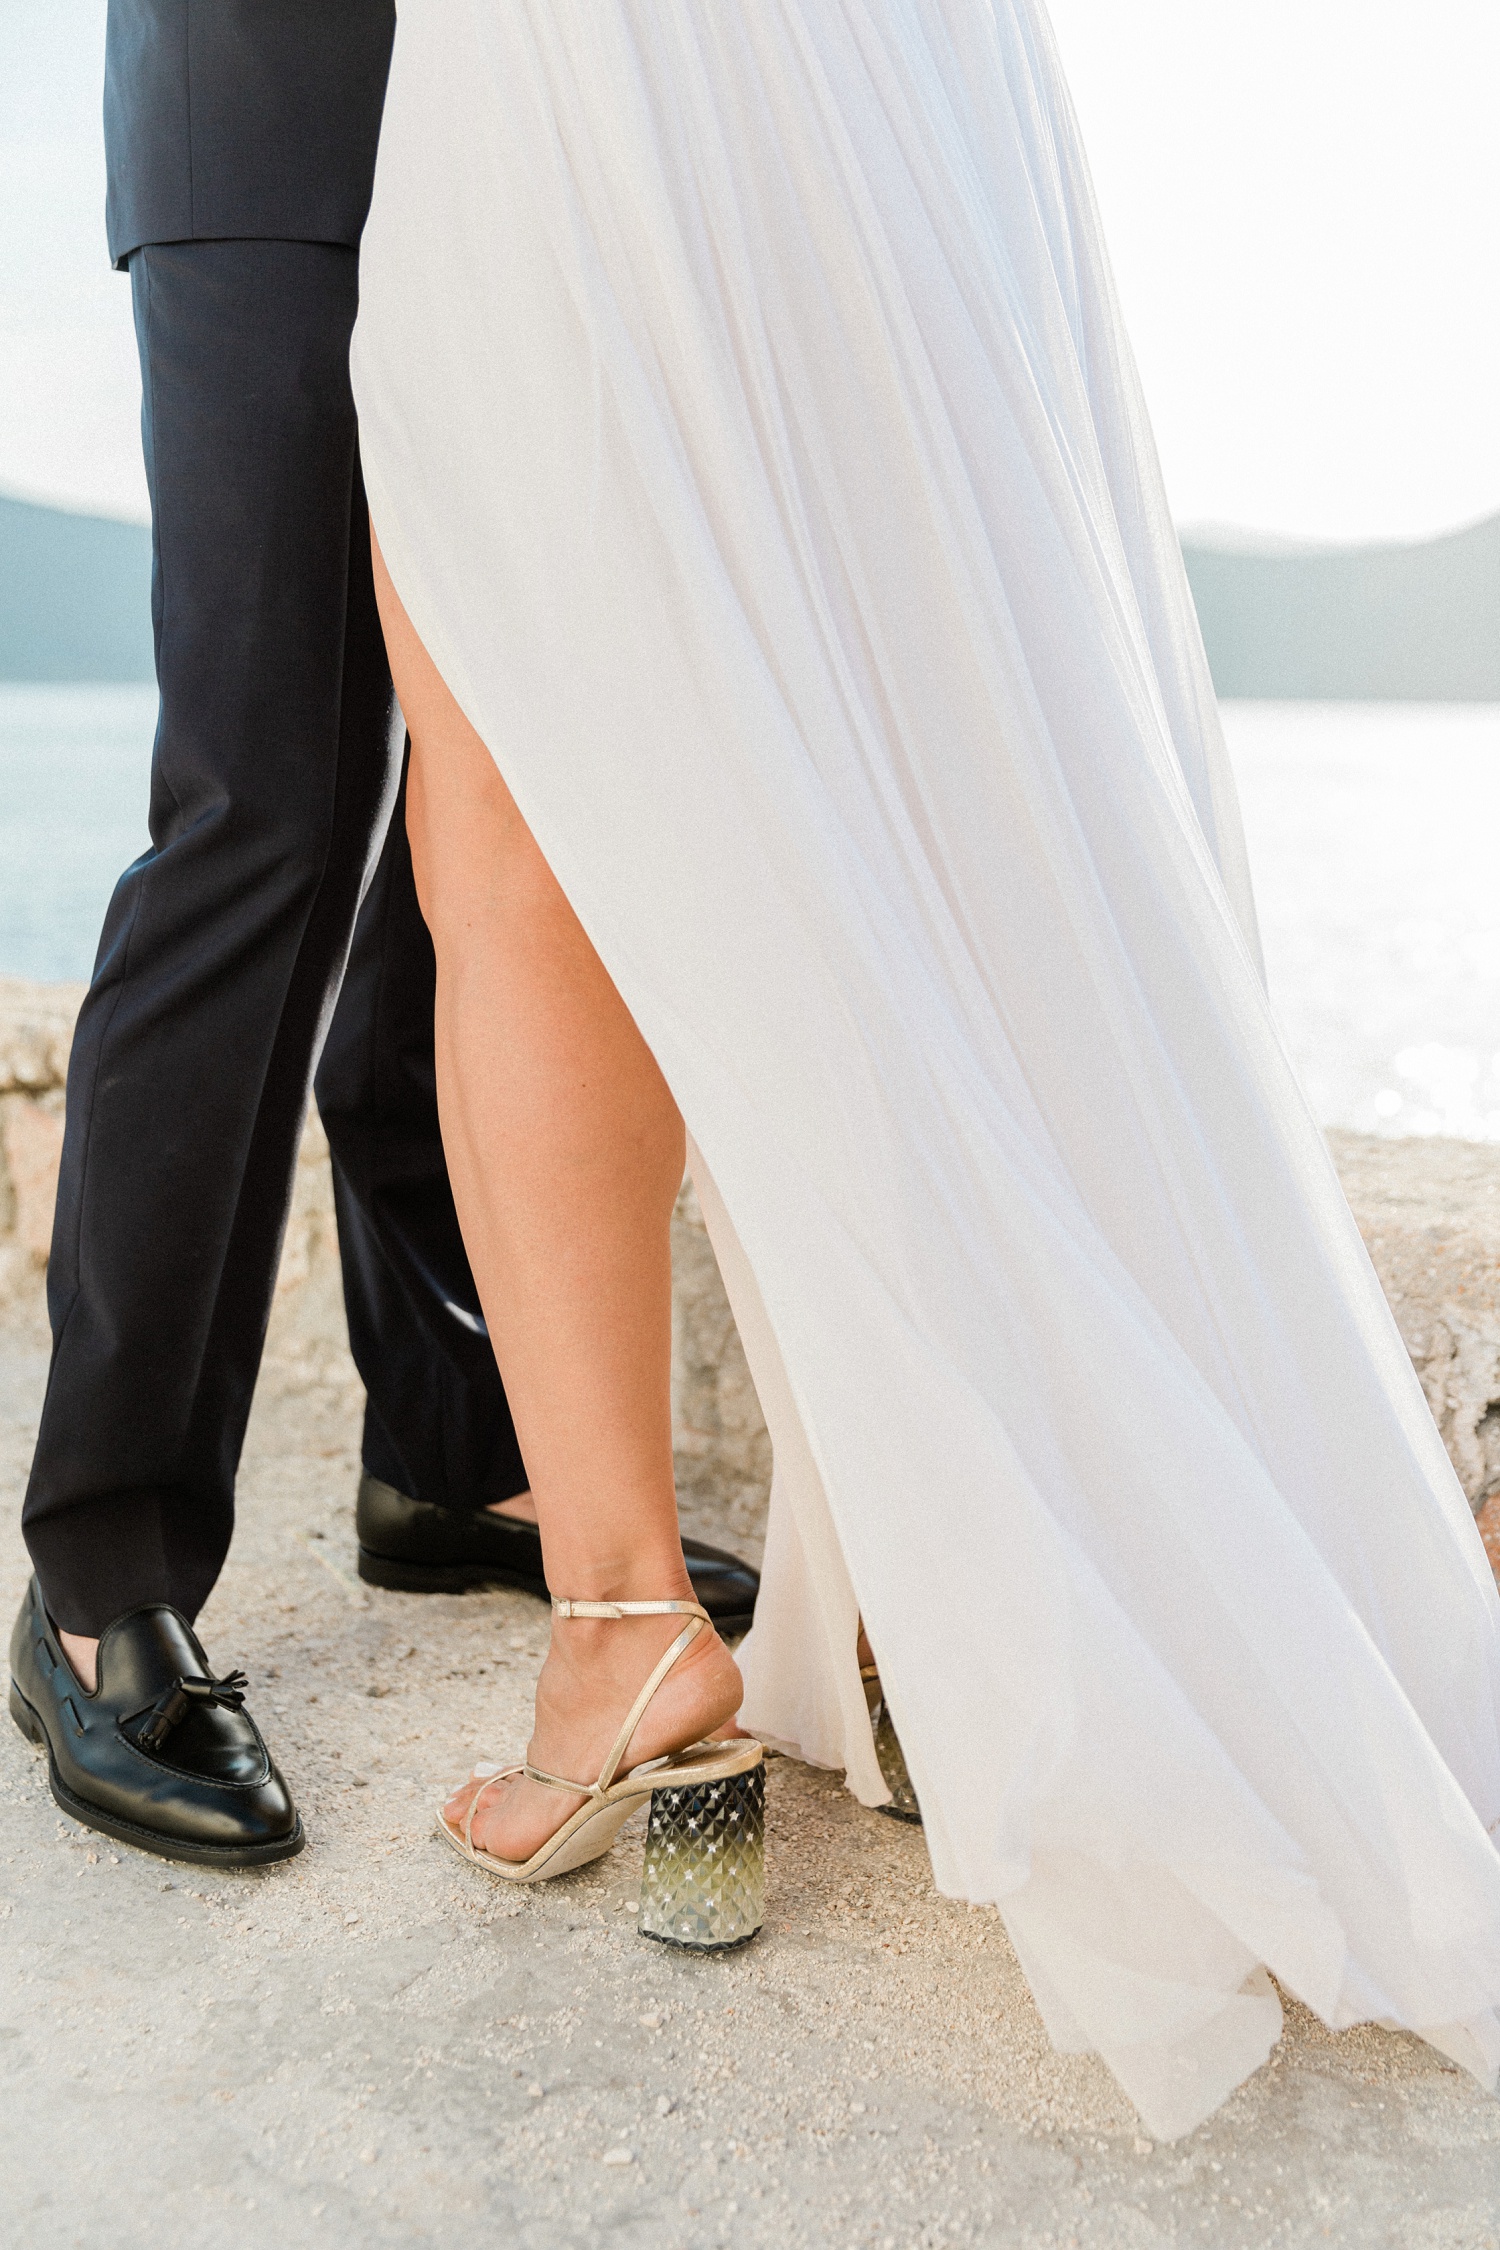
[{"left": 352, "top": 0, "right": 1500, "bottom": 2136}]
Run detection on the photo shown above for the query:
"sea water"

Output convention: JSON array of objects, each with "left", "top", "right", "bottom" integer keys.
[
  {"left": 2, "top": 686, "right": 1498, "bottom": 1140},
  {"left": 0, "top": 682, "right": 155, "bottom": 984},
  {"left": 1224, "top": 702, "right": 1500, "bottom": 1139}
]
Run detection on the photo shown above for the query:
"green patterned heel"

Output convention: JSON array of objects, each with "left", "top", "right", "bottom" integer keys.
[
  {"left": 639, "top": 1761, "right": 765, "bottom": 1951},
  {"left": 862, "top": 1661, "right": 922, "bottom": 1825}
]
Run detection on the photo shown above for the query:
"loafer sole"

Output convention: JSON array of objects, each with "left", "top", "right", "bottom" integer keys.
[
  {"left": 9, "top": 1681, "right": 306, "bottom": 1868},
  {"left": 356, "top": 1544, "right": 754, "bottom": 1632},
  {"left": 357, "top": 1543, "right": 547, "bottom": 1598}
]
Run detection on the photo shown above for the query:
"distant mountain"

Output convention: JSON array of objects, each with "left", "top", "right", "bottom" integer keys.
[
  {"left": 0, "top": 493, "right": 153, "bottom": 683},
  {"left": 3, "top": 488, "right": 1498, "bottom": 699},
  {"left": 1182, "top": 513, "right": 1500, "bottom": 701}
]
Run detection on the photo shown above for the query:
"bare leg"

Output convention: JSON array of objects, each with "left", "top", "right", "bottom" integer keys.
[{"left": 371, "top": 535, "right": 742, "bottom": 1862}]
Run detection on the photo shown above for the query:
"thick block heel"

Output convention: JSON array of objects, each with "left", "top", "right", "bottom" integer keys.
[
  {"left": 638, "top": 1759, "right": 766, "bottom": 1952},
  {"left": 9, "top": 1682, "right": 42, "bottom": 1745}
]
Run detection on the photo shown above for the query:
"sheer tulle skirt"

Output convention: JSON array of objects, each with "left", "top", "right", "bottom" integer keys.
[{"left": 351, "top": 0, "right": 1500, "bottom": 2136}]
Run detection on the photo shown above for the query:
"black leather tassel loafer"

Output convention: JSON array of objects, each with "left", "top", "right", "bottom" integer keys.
[
  {"left": 356, "top": 1473, "right": 761, "bottom": 1633},
  {"left": 8, "top": 1578, "right": 303, "bottom": 1867}
]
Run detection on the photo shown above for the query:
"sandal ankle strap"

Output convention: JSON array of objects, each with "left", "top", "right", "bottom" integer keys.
[{"left": 551, "top": 1597, "right": 710, "bottom": 1622}]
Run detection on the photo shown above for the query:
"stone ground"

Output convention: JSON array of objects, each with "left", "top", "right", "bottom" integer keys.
[{"left": 4, "top": 1292, "right": 1500, "bottom": 2248}]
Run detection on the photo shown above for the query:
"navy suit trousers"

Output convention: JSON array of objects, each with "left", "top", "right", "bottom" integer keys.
[{"left": 23, "top": 239, "right": 524, "bottom": 1633}]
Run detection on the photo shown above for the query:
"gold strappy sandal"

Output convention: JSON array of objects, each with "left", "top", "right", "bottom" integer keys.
[{"left": 438, "top": 1597, "right": 766, "bottom": 1951}]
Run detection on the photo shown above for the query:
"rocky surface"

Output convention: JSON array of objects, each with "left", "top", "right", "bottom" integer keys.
[
  {"left": 671, "top": 1177, "right": 772, "bottom": 1564},
  {"left": 5, "top": 977, "right": 1500, "bottom": 2244},
  {"left": 1329, "top": 1130, "right": 1500, "bottom": 1514},
  {"left": 0, "top": 980, "right": 82, "bottom": 1299}
]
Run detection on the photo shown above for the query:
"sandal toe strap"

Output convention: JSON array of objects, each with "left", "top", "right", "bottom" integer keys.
[{"left": 462, "top": 1761, "right": 523, "bottom": 1850}]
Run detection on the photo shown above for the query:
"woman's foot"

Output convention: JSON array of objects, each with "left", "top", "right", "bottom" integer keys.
[{"left": 443, "top": 1606, "right": 744, "bottom": 1864}]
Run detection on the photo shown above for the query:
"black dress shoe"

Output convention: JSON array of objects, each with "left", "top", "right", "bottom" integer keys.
[
  {"left": 8, "top": 1578, "right": 303, "bottom": 1867},
  {"left": 355, "top": 1473, "right": 761, "bottom": 1632}
]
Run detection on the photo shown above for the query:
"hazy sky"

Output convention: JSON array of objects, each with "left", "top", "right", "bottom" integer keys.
[{"left": 3, "top": 0, "right": 1497, "bottom": 540}]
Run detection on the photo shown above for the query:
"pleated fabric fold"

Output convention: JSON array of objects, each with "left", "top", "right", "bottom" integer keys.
[{"left": 352, "top": 0, "right": 1500, "bottom": 2135}]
